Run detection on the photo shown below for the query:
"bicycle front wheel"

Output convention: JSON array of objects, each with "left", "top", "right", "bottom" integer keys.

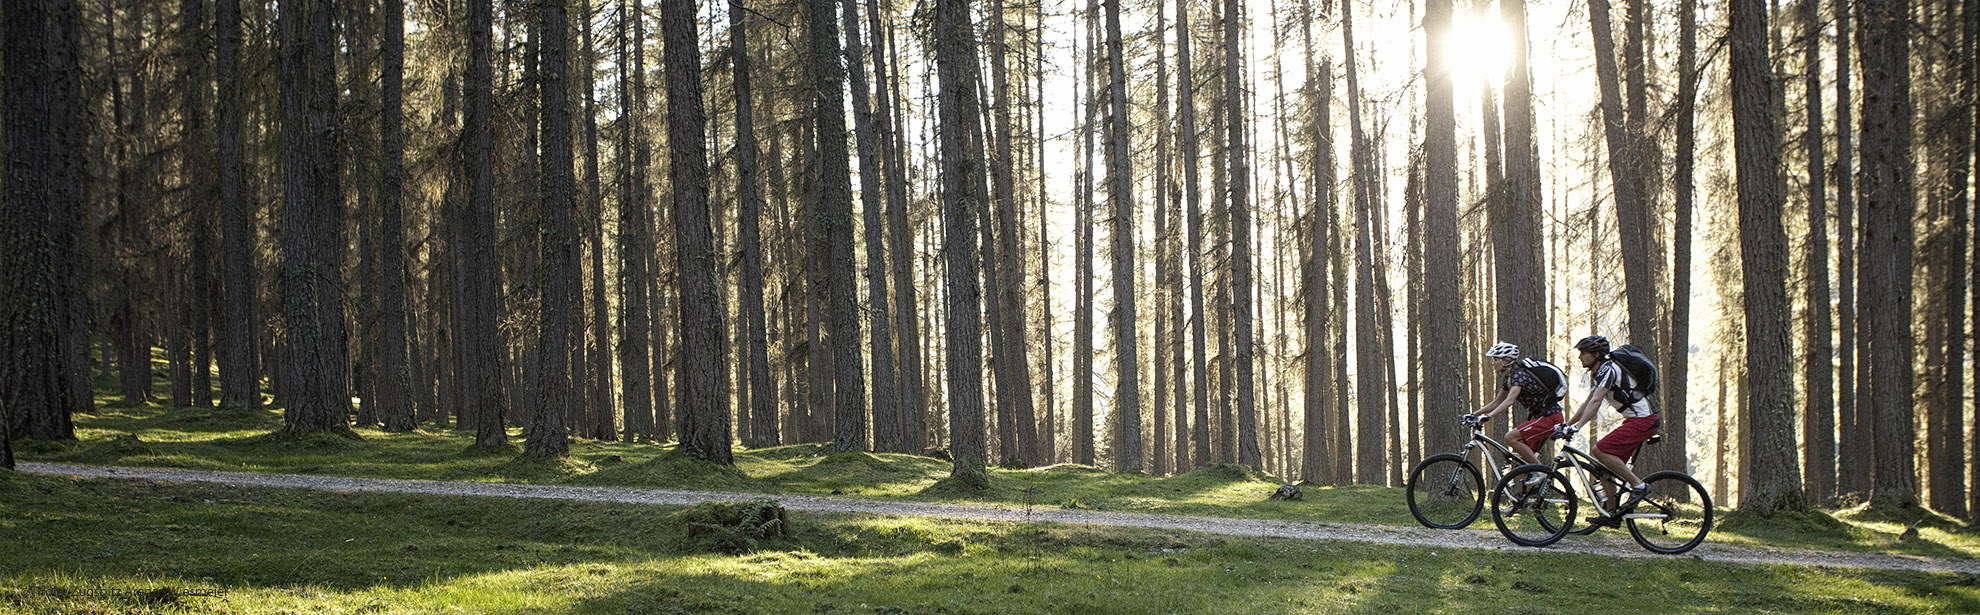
[
  {"left": 1554, "top": 458, "right": 1608, "bottom": 536},
  {"left": 1491, "top": 464, "right": 1576, "bottom": 547},
  {"left": 1626, "top": 471, "right": 1714, "bottom": 554},
  {"left": 1407, "top": 453, "right": 1483, "bottom": 529}
]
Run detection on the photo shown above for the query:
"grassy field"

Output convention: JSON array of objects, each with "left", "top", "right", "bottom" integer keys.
[
  {"left": 3, "top": 471, "right": 1977, "bottom": 615},
  {"left": 17, "top": 397, "right": 1977, "bottom": 563}
]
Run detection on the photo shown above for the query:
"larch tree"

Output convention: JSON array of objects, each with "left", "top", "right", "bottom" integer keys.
[
  {"left": 216, "top": 0, "right": 255, "bottom": 412},
  {"left": 990, "top": 0, "right": 1041, "bottom": 467},
  {"left": 1728, "top": 0, "right": 1804, "bottom": 516},
  {"left": 1585, "top": 0, "right": 1659, "bottom": 374},
  {"left": 844, "top": 0, "right": 898, "bottom": 454},
  {"left": 1073, "top": 0, "right": 1098, "bottom": 466},
  {"left": 1670, "top": 0, "right": 1699, "bottom": 490},
  {"left": 1108, "top": 0, "right": 1145, "bottom": 472},
  {"left": 662, "top": 0, "right": 732, "bottom": 464},
  {"left": 732, "top": 0, "right": 778, "bottom": 449},
  {"left": 1494, "top": 0, "right": 1546, "bottom": 355},
  {"left": 3, "top": 0, "right": 90, "bottom": 466},
  {"left": 618, "top": 0, "right": 656, "bottom": 444},
  {"left": 807, "top": 0, "right": 867, "bottom": 453},
  {"left": 1343, "top": 1, "right": 1384, "bottom": 485},
  {"left": 1222, "top": 0, "right": 1259, "bottom": 471},
  {"left": 1860, "top": 0, "right": 1917, "bottom": 510},
  {"left": 377, "top": 0, "right": 414, "bottom": 433},
  {"left": 1421, "top": 0, "right": 1464, "bottom": 460},
  {"left": 1835, "top": 0, "right": 1867, "bottom": 501},
  {"left": 1179, "top": 0, "right": 1211, "bottom": 470},
  {"left": 1798, "top": 0, "right": 1835, "bottom": 504},
  {"left": 530, "top": 0, "right": 576, "bottom": 458},
  {"left": 464, "top": 0, "right": 507, "bottom": 449},
  {"left": 278, "top": 0, "right": 352, "bottom": 436},
  {"left": 871, "top": 0, "right": 925, "bottom": 454},
  {"left": 936, "top": 0, "right": 989, "bottom": 488}
]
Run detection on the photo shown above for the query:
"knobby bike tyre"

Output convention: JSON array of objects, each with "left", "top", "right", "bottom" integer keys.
[
  {"left": 1490, "top": 464, "right": 1576, "bottom": 547},
  {"left": 1626, "top": 471, "right": 1714, "bottom": 554},
  {"left": 1406, "top": 453, "right": 1484, "bottom": 529}
]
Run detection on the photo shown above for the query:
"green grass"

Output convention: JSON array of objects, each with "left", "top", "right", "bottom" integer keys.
[
  {"left": 16, "top": 382, "right": 1978, "bottom": 563},
  {"left": 2, "top": 472, "right": 1976, "bottom": 614}
]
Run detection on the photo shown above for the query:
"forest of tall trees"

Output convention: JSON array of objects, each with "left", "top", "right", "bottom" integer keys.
[{"left": 2, "top": 0, "right": 1974, "bottom": 519}]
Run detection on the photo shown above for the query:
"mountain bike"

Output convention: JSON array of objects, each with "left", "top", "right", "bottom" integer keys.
[
  {"left": 1405, "top": 415, "right": 1529, "bottom": 529},
  {"left": 1489, "top": 426, "right": 1714, "bottom": 554}
]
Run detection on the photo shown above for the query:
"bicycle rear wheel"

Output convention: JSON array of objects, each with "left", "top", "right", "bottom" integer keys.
[
  {"left": 1490, "top": 464, "right": 1575, "bottom": 547},
  {"left": 1626, "top": 471, "right": 1714, "bottom": 554},
  {"left": 1407, "top": 453, "right": 1483, "bottom": 529}
]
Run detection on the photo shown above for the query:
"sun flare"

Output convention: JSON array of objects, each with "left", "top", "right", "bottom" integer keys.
[{"left": 1444, "top": 11, "right": 1513, "bottom": 86}]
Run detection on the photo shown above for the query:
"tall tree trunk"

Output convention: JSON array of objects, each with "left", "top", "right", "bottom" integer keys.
[
  {"left": 936, "top": 0, "right": 988, "bottom": 487},
  {"left": 1835, "top": 0, "right": 1867, "bottom": 501},
  {"left": 216, "top": 0, "right": 255, "bottom": 412},
  {"left": 1222, "top": 0, "right": 1257, "bottom": 471},
  {"left": 733, "top": 0, "right": 777, "bottom": 449},
  {"left": 806, "top": 0, "right": 866, "bottom": 453},
  {"left": 1343, "top": 2, "right": 1383, "bottom": 484},
  {"left": 377, "top": 0, "right": 414, "bottom": 433},
  {"left": 278, "top": 0, "right": 350, "bottom": 435},
  {"left": 1587, "top": 0, "right": 1659, "bottom": 368},
  {"left": 662, "top": 0, "right": 731, "bottom": 463},
  {"left": 617, "top": 0, "right": 655, "bottom": 444},
  {"left": 1495, "top": 0, "right": 1546, "bottom": 354},
  {"left": 1300, "top": 0, "right": 1332, "bottom": 483},
  {"left": 461, "top": 0, "right": 506, "bottom": 448},
  {"left": 989, "top": 0, "right": 1040, "bottom": 467},
  {"left": 844, "top": 0, "right": 897, "bottom": 454},
  {"left": 1152, "top": 0, "right": 1172, "bottom": 475},
  {"left": 1860, "top": 0, "right": 1917, "bottom": 509},
  {"left": 1967, "top": 0, "right": 1980, "bottom": 522},
  {"left": 581, "top": 0, "right": 614, "bottom": 441},
  {"left": 1729, "top": 0, "right": 1804, "bottom": 516},
  {"left": 1797, "top": 0, "right": 1835, "bottom": 504},
  {"left": 529, "top": 0, "right": 575, "bottom": 457},
  {"left": 1073, "top": 0, "right": 1098, "bottom": 466},
  {"left": 1930, "top": 0, "right": 1970, "bottom": 518},
  {"left": 179, "top": 0, "right": 215, "bottom": 411},
  {"left": 1422, "top": 0, "right": 1464, "bottom": 463},
  {"left": 1178, "top": 0, "right": 1211, "bottom": 471},
  {"left": 1108, "top": 0, "right": 1145, "bottom": 472},
  {"left": 1670, "top": 0, "right": 1697, "bottom": 481},
  {"left": 3, "top": 0, "right": 89, "bottom": 455},
  {"left": 871, "top": 0, "right": 924, "bottom": 453}
]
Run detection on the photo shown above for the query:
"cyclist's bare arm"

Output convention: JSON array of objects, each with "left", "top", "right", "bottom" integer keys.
[
  {"left": 1567, "top": 385, "right": 1611, "bottom": 430},
  {"left": 1477, "top": 385, "right": 1524, "bottom": 422}
]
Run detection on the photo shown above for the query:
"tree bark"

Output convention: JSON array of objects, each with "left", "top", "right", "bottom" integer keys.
[
  {"left": 869, "top": 0, "right": 925, "bottom": 453},
  {"left": 216, "top": 0, "right": 255, "bottom": 412},
  {"left": 1859, "top": 0, "right": 1917, "bottom": 509},
  {"left": 840, "top": 0, "right": 897, "bottom": 455},
  {"left": 1835, "top": 0, "right": 1867, "bottom": 501},
  {"left": 936, "top": 0, "right": 989, "bottom": 487},
  {"left": 1073, "top": 0, "right": 1098, "bottom": 466},
  {"left": 1343, "top": 3, "right": 1383, "bottom": 485},
  {"left": 1422, "top": 0, "right": 1465, "bottom": 464},
  {"left": 1300, "top": 0, "right": 1333, "bottom": 483},
  {"left": 1108, "top": 0, "right": 1145, "bottom": 472},
  {"left": 529, "top": 0, "right": 575, "bottom": 458},
  {"left": 617, "top": 0, "right": 655, "bottom": 444},
  {"left": 732, "top": 0, "right": 777, "bottom": 449},
  {"left": 1586, "top": 0, "right": 1659, "bottom": 369},
  {"left": 1670, "top": 0, "right": 1698, "bottom": 483},
  {"left": 3, "top": 0, "right": 89, "bottom": 454},
  {"left": 989, "top": 0, "right": 1041, "bottom": 467},
  {"left": 581, "top": 0, "right": 614, "bottom": 441},
  {"left": 1797, "top": 0, "right": 1835, "bottom": 504},
  {"left": 1729, "top": 0, "right": 1804, "bottom": 516},
  {"left": 462, "top": 0, "right": 506, "bottom": 448},
  {"left": 662, "top": 0, "right": 731, "bottom": 464},
  {"left": 1494, "top": 0, "right": 1546, "bottom": 355},
  {"left": 279, "top": 0, "right": 351, "bottom": 436},
  {"left": 1177, "top": 0, "right": 1211, "bottom": 471},
  {"left": 802, "top": 0, "right": 866, "bottom": 453},
  {"left": 1221, "top": 0, "right": 1257, "bottom": 471},
  {"left": 377, "top": 0, "right": 414, "bottom": 433}
]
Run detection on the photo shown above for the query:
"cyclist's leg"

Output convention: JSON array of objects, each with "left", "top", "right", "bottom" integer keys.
[
  {"left": 1593, "top": 416, "right": 1659, "bottom": 487},
  {"left": 1508, "top": 413, "right": 1562, "bottom": 466}
]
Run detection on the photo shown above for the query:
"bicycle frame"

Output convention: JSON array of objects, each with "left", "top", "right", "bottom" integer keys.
[{"left": 1547, "top": 435, "right": 1664, "bottom": 524}]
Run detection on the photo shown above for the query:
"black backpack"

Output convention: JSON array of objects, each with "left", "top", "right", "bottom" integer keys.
[
  {"left": 1608, "top": 344, "right": 1660, "bottom": 405},
  {"left": 1516, "top": 358, "right": 1569, "bottom": 407}
]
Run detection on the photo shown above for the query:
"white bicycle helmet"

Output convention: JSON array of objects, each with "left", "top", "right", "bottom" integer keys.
[{"left": 1485, "top": 342, "right": 1521, "bottom": 359}]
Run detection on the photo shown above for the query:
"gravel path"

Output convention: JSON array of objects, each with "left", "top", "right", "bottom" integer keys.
[{"left": 20, "top": 462, "right": 1977, "bottom": 575}]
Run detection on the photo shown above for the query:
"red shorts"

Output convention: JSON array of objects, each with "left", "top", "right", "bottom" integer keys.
[
  {"left": 1513, "top": 412, "right": 1564, "bottom": 451},
  {"left": 1597, "top": 415, "right": 1661, "bottom": 460}
]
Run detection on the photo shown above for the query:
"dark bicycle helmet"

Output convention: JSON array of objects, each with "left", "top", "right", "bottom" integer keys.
[{"left": 1574, "top": 335, "right": 1611, "bottom": 356}]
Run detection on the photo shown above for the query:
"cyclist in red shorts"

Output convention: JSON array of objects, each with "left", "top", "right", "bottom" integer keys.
[
  {"left": 1464, "top": 342, "right": 1568, "bottom": 473},
  {"left": 1558, "top": 335, "right": 1658, "bottom": 519}
]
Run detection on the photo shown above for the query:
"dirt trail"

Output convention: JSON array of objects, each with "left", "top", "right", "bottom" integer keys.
[{"left": 19, "top": 462, "right": 1977, "bottom": 575}]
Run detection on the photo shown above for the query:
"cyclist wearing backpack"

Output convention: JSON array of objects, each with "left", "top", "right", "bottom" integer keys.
[
  {"left": 1464, "top": 342, "right": 1568, "bottom": 469},
  {"left": 1559, "top": 335, "right": 1659, "bottom": 518}
]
